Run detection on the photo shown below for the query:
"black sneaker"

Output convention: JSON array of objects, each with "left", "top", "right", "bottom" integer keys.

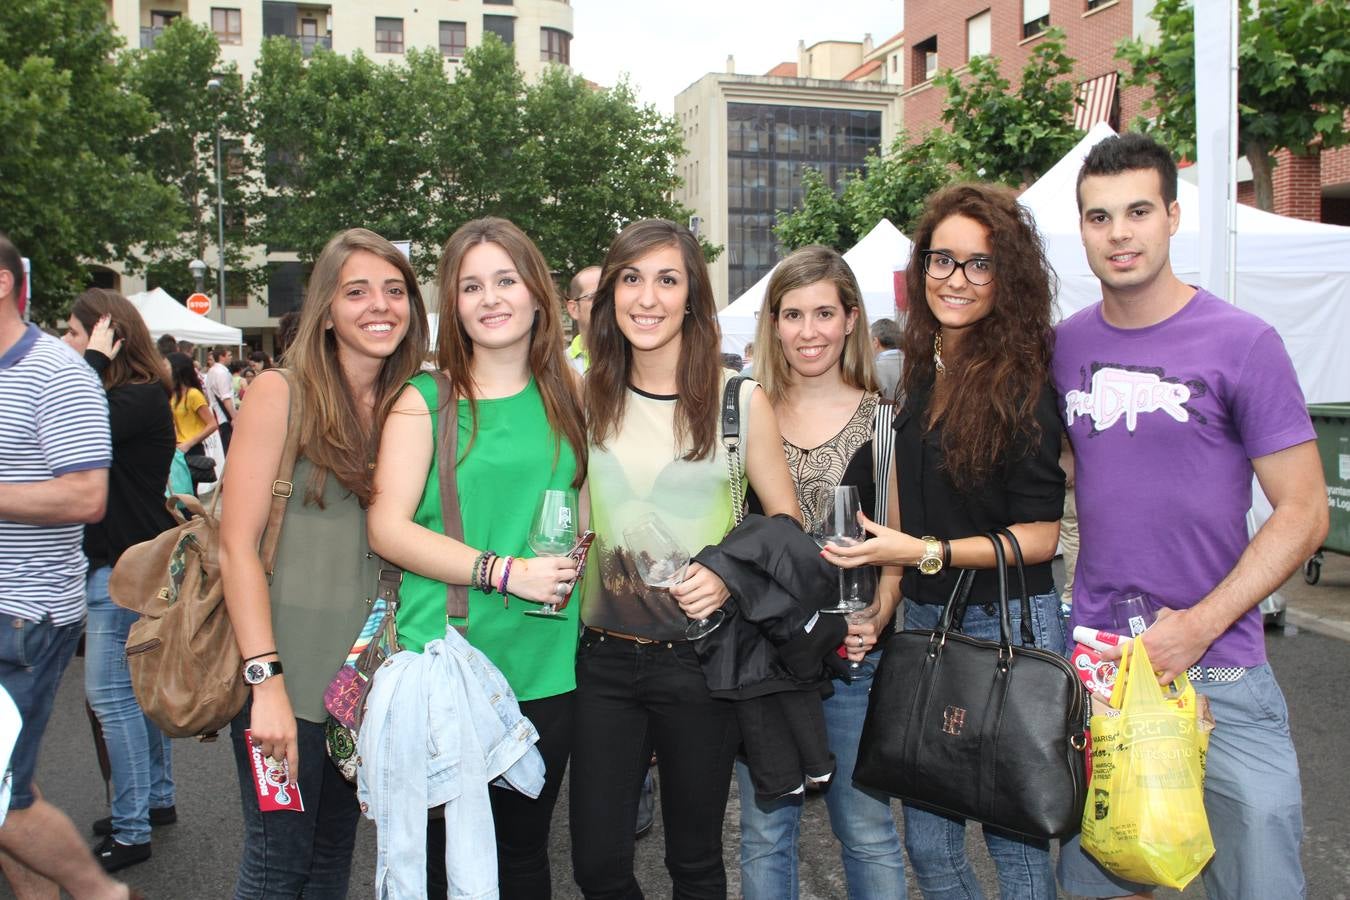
[
  {"left": 92, "top": 805, "right": 177, "bottom": 837},
  {"left": 93, "top": 835, "right": 151, "bottom": 873}
]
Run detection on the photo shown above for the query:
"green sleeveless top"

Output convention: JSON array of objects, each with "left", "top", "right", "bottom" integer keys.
[
  {"left": 269, "top": 457, "right": 380, "bottom": 723},
  {"left": 581, "top": 372, "right": 754, "bottom": 640},
  {"left": 394, "top": 372, "right": 581, "bottom": 702}
]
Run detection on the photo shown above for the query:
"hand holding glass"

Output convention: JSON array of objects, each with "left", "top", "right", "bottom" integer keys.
[
  {"left": 525, "top": 488, "right": 578, "bottom": 619},
  {"left": 624, "top": 515, "right": 723, "bottom": 639},
  {"left": 818, "top": 486, "right": 868, "bottom": 614}
]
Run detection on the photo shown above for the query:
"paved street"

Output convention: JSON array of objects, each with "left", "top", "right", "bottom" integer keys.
[{"left": 4, "top": 553, "right": 1348, "bottom": 899}]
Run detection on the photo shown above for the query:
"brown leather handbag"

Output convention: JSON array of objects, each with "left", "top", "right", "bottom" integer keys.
[{"left": 109, "top": 371, "right": 302, "bottom": 739}]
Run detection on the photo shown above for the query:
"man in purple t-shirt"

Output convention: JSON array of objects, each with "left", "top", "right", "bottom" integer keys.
[{"left": 1052, "top": 134, "right": 1327, "bottom": 899}]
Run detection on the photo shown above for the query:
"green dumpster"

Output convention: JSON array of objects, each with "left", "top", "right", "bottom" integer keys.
[{"left": 1305, "top": 403, "right": 1350, "bottom": 584}]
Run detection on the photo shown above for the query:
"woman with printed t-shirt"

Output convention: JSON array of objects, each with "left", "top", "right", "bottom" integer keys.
[
  {"left": 826, "top": 184, "right": 1067, "bottom": 899},
  {"left": 368, "top": 217, "right": 586, "bottom": 899},
  {"left": 568, "top": 218, "right": 799, "bottom": 899}
]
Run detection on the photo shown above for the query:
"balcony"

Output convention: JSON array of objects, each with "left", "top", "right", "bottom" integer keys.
[{"left": 298, "top": 35, "right": 331, "bottom": 56}]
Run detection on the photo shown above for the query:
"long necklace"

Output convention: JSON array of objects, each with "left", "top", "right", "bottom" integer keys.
[{"left": 933, "top": 333, "right": 946, "bottom": 376}]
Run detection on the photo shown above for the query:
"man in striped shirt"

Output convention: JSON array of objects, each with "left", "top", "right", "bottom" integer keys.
[{"left": 0, "top": 234, "right": 136, "bottom": 899}]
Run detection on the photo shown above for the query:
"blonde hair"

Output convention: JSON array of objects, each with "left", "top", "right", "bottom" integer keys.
[{"left": 753, "top": 245, "right": 878, "bottom": 403}]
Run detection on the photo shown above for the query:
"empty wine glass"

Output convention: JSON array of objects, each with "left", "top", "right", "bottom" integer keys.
[
  {"left": 819, "top": 485, "right": 868, "bottom": 614},
  {"left": 524, "top": 488, "right": 578, "bottom": 619},
  {"left": 624, "top": 514, "right": 724, "bottom": 639},
  {"left": 844, "top": 606, "right": 878, "bottom": 680}
]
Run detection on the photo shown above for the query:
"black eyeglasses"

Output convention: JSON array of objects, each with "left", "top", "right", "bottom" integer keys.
[{"left": 921, "top": 251, "right": 995, "bottom": 286}]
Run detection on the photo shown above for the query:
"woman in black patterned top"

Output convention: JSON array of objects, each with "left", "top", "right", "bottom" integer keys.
[{"left": 739, "top": 245, "right": 906, "bottom": 899}]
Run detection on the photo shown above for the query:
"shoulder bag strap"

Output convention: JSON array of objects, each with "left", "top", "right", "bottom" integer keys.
[
  {"left": 871, "top": 398, "right": 897, "bottom": 525},
  {"left": 996, "top": 527, "right": 1037, "bottom": 647},
  {"left": 721, "top": 375, "right": 750, "bottom": 527},
  {"left": 935, "top": 567, "right": 976, "bottom": 634},
  {"left": 259, "top": 368, "right": 303, "bottom": 582},
  {"left": 429, "top": 372, "right": 469, "bottom": 624},
  {"left": 983, "top": 532, "right": 1016, "bottom": 652}
]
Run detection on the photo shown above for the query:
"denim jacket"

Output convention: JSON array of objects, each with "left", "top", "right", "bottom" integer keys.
[{"left": 357, "top": 628, "right": 545, "bottom": 899}]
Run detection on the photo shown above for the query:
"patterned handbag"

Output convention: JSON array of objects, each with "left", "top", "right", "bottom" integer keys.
[{"left": 323, "top": 569, "right": 402, "bottom": 781}]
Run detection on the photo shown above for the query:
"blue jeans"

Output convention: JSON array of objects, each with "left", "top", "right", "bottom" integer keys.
[
  {"left": 901, "top": 592, "right": 1065, "bottom": 900},
  {"left": 1057, "top": 663, "right": 1305, "bottom": 899},
  {"left": 0, "top": 613, "right": 83, "bottom": 810},
  {"left": 84, "top": 564, "right": 174, "bottom": 844},
  {"left": 230, "top": 699, "right": 360, "bottom": 900},
  {"left": 737, "top": 651, "right": 906, "bottom": 900}
]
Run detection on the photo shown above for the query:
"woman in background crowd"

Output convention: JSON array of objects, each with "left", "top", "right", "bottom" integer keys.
[
  {"left": 166, "top": 351, "right": 216, "bottom": 461},
  {"left": 64, "top": 289, "right": 178, "bottom": 873}
]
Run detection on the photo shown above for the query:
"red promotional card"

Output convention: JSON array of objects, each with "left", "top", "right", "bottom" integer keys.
[{"left": 244, "top": 728, "right": 305, "bottom": 813}]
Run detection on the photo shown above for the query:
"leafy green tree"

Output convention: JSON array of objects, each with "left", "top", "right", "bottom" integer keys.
[
  {"left": 1118, "top": 0, "right": 1350, "bottom": 211},
  {"left": 931, "top": 28, "right": 1081, "bottom": 187},
  {"left": 248, "top": 34, "right": 706, "bottom": 292},
  {"left": 0, "top": 0, "right": 178, "bottom": 321},
  {"left": 774, "top": 167, "right": 849, "bottom": 251},
  {"left": 125, "top": 19, "right": 252, "bottom": 303}
]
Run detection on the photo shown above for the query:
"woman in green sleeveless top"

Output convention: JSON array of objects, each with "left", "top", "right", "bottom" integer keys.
[
  {"left": 220, "top": 229, "right": 429, "bottom": 898},
  {"left": 368, "top": 218, "right": 587, "bottom": 899},
  {"left": 570, "top": 219, "right": 799, "bottom": 899}
]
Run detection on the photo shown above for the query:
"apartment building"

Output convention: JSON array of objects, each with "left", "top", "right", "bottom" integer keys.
[
  {"left": 675, "top": 48, "right": 902, "bottom": 306},
  {"left": 101, "top": 0, "right": 574, "bottom": 341}
]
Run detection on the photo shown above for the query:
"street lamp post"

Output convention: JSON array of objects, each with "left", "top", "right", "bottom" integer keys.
[
  {"left": 188, "top": 258, "right": 207, "bottom": 294},
  {"left": 206, "top": 78, "right": 227, "bottom": 332}
]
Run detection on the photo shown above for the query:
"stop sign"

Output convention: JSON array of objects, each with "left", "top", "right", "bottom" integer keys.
[{"left": 186, "top": 292, "right": 212, "bottom": 315}]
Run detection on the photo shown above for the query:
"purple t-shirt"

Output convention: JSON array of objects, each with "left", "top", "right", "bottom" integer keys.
[{"left": 1053, "top": 288, "right": 1315, "bottom": 667}]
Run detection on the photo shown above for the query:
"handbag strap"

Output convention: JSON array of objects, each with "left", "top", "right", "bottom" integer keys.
[
  {"left": 995, "top": 527, "right": 1037, "bottom": 647},
  {"left": 428, "top": 371, "right": 469, "bottom": 623},
  {"left": 721, "top": 375, "right": 750, "bottom": 527},
  {"left": 983, "top": 532, "right": 1016, "bottom": 652},
  {"left": 871, "top": 398, "right": 897, "bottom": 525},
  {"left": 935, "top": 567, "right": 977, "bottom": 634},
  {"left": 259, "top": 368, "right": 303, "bottom": 582}
]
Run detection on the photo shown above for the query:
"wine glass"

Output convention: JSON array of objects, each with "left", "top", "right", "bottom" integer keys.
[
  {"left": 623, "top": 515, "right": 724, "bottom": 640},
  {"left": 844, "top": 607, "right": 878, "bottom": 680},
  {"left": 524, "top": 488, "right": 578, "bottom": 619},
  {"left": 819, "top": 485, "right": 868, "bottom": 614},
  {"left": 1110, "top": 592, "right": 1155, "bottom": 638}
]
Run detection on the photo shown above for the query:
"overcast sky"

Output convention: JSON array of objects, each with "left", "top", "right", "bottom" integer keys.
[{"left": 568, "top": 1, "right": 904, "bottom": 113}]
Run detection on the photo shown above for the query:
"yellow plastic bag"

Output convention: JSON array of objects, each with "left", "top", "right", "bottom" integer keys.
[{"left": 1080, "top": 640, "right": 1215, "bottom": 889}]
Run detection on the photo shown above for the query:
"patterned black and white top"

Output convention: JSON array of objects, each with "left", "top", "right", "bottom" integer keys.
[{"left": 782, "top": 392, "right": 880, "bottom": 537}]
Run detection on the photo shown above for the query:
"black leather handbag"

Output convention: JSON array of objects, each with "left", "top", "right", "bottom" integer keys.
[{"left": 853, "top": 530, "right": 1089, "bottom": 839}]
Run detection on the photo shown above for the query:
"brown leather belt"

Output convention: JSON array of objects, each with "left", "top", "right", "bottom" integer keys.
[{"left": 585, "top": 626, "right": 685, "bottom": 646}]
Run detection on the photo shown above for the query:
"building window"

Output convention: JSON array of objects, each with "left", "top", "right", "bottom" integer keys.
[
  {"left": 267, "top": 261, "right": 307, "bottom": 318},
  {"left": 211, "top": 8, "right": 242, "bottom": 44},
  {"left": 913, "top": 36, "right": 938, "bottom": 84},
  {"left": 150, "top": 10, "right": 179, "bottom": 28},
  {"left": 484, "top": 0, "right": 513, "bottom": 4},
  {"left": 724, "top": 103, "right": 882, "bottom": 299},
  {"left": 1086, "top": 0, "right": 1111, "bottom": 8},
  {"left": 967, "top": 10, "right": 991, "bottom": 60},
  {"left": 375, "top": 17, "right": 404, "bottom": 54},
  {"left": 1023, "top": 0, "right": 1050, "bottom": 38},
  {"left": 440, "top": 21, "right": 467, "bottom": 58},
  {"left": 483, "top": 14, "right": 514, "bottom": 46},
  {"left": 540, "top": 27, "right": 570, "bottom": 64}
]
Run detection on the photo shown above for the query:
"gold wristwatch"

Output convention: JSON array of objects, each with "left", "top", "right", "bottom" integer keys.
[{"left": 917, "top": 536, "right": 944, "bottom": 575}]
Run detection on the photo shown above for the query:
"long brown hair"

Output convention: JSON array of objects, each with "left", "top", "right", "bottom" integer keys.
[
  {"left": 70, "top": 289, "right": 169, "bottom": 393},
  {"left": 753, "top": 245, "right": 878, "bottom": 405},
  {"left": 586, "top": 219, "right": 723, "bottom": 461},
  {"left": 286, "top": 228, "right": 430, "bottom": 506},
  {"left": 901, "top": 183, "right": 1057, "bottom": 490},
  {"left": 434, "top": 217, "right": 586, "bottom": 487}
]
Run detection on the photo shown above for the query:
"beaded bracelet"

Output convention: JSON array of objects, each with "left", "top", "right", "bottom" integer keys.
[
  {"left": 479, "top": 552, "right": 498, "bottom": 595},
  {"left": 498, "top": 556, "right": 515, "bottom": 599}
]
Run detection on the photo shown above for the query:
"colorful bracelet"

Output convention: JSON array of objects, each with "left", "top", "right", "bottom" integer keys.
[
  {"left": 471, "top": 551, "right": 488, "bottom": 592},
  {"left": 498, "top": 556, "right": 515, "bottom": 599}
]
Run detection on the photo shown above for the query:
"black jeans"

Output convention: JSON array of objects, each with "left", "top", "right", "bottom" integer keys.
[
  {"left": 229, "top": 700, "right": 360, "bottom": 900},
  {"left": 427, "top": 691, "right": 575, "bottom": 900},
  {"left": 569, "top": 631, "right": 740, "bottom": 900}
]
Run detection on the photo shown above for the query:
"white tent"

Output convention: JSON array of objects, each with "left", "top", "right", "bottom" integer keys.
[
  {"left": 718, "top": 219, "right": 912, "bottom": 353},
  {"left": 1021, "top": 123, "right": 1350, "bottom": 404},
  {"left": 126, "top": 287, "right": 243, "bottom": 345}
]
